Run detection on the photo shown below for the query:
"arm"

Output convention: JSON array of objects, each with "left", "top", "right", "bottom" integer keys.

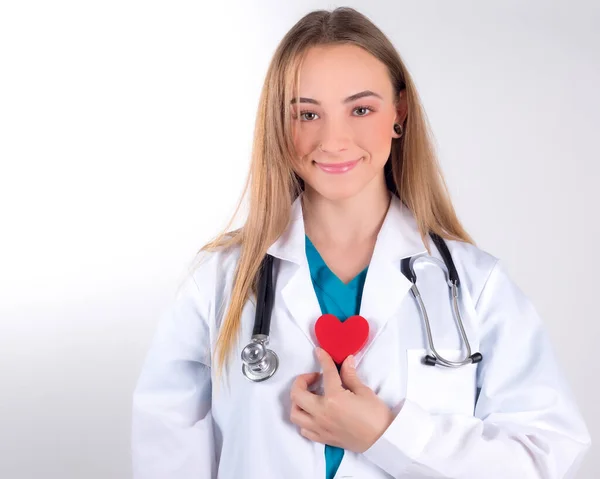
[
  {"left": 131, "top": 272, "right": 215, "bottom": 479},
  {"left": 363, "top": 260, "right": 591, "bottom": 479}
]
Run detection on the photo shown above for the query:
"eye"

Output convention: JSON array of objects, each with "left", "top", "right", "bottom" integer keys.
[
  {"left": 294, "top": 105, "right": 376, "bottom": 122},
  {"left": 298, "top": 111, "right": 319, "bottom": 121},
  {"left": 353, "top": 105, "right": 375, "bottom": 116}
]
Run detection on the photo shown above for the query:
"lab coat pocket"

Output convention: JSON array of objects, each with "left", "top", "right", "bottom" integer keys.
[{"left": 405, "top": 348, "right": 477, "bottom": 416}]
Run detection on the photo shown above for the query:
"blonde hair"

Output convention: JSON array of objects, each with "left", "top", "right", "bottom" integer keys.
[{"left": 194, "top": 7, "right": 474, "bottom": 380}]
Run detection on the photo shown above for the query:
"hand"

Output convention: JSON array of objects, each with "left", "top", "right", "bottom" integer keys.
[{"left": 289, "top": 347, "right": 395, "bottom": 453}]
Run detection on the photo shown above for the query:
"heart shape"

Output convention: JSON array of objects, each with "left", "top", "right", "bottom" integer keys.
[{"left": 314, "top": 314, "right": 370, "bottom": 365}]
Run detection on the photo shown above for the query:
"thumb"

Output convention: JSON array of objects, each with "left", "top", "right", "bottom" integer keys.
[{"left": 340, "top": 355, "right": 367, "bottom": 393}]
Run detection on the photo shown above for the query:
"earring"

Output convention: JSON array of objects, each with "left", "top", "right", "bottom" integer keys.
[{"left": 393, "top": 123, "right": 403, "bottom": 137}]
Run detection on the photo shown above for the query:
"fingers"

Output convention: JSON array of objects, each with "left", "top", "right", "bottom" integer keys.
[
  {"left": 291, "top": 404, "right": 339, "bottom": 447},
  {"left": 295, "top": 371, "right": 321, "bottom": 388},
  {"left": 290, "top": 373, "right": 321, "bottom": 414},
  {"left": 290, "top": 402, "right": 315, "bottom": 430},
  {"left": 290, "top": 387, "right": 325, "bottom": 444},
  {"left": 315, "top": 347, "right": 343, "bottom": 393},
  {"left": 299, "top": 427, "right": 324, "bottom": 444},
  {"left": 300, "top": 426, "right": 342, "bottom": 448}
]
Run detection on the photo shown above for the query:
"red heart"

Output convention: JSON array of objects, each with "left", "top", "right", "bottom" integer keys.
[{"left": 314, "top": 314, "right": 369, "bottom": 365}]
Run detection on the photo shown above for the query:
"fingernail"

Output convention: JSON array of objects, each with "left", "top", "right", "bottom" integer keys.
[{"left": 348, "top": 355, "right": 355, "bottom": 369}]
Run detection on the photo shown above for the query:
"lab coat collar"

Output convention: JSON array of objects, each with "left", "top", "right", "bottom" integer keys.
[
  {"left": 266, "top": 192, "right": 428, "bottom": 363},
  {"left": 266, "top": 192, "right": 427, "bottom": 265}
]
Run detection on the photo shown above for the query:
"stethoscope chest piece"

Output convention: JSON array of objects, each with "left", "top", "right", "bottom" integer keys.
[
  {"left": 240, "top": 232, "right": 484, "bottom": 382},
  {"left": 241, "top": 334, "right": 279, "bottom": 382}
]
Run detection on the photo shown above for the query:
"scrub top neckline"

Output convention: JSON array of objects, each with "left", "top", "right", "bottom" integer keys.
[{"left": 305, "top": 235, "right": 369, "bottom": 288}]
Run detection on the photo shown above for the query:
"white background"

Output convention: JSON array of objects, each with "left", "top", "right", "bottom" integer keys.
[{"left": 1, "top": 1, "right": 598, "bottom": 478}]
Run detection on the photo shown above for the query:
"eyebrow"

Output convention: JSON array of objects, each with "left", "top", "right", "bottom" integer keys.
[{"left": 290, "top": 90, "right": 383, "bottom": 105}]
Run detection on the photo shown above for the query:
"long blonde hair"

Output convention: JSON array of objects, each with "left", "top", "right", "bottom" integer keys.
[{"left": 194, "top": 7, "right": 474, "bottom": 380}]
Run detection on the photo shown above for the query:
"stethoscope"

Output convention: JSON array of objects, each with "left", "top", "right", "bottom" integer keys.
[{"left": 241, "top": 232, "right": 483, "bottom": 382}]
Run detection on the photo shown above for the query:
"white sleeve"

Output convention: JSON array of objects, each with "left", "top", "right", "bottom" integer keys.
[
  {"left": 363, "top": 260, "right": 591, "bottom": 479},
  {"left": 131, "top": 272, "right": 216, "bottom": 479}
]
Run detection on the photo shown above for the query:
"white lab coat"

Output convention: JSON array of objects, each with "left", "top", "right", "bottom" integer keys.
[{"left": 131, "top": 193, "right": 591, "bottom": 479}]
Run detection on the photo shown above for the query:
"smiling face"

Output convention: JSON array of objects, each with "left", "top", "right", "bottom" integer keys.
[{"left": 290, "top": 43, "right": 406, "bottom": 202}]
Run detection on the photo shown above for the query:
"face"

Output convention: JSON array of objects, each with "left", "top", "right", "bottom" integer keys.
[{"left": 289, "top": 44, "right": 407, "bottom": 202}]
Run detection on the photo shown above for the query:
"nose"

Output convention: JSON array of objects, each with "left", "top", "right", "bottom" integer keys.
[{"left": 317, "top": 115, "right": 352, "bottom": 154}]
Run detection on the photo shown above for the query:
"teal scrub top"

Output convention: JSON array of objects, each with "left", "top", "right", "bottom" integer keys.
[{"left": 305, "top": 235, "right": 369, "bottom": 479}]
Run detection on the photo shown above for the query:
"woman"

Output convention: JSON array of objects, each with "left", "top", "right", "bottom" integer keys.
[{"left": 131, "top": 7, "right": 590, "bottom": 479}]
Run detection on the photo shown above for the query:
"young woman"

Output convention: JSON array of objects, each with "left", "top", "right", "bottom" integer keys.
[{"left": 132, "top": 7, "right": 590, "bottom": 479}]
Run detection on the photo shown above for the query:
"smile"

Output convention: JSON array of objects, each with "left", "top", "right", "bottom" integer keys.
[{"left": 314, "top": 157, "right": 362, "bottom": 174}]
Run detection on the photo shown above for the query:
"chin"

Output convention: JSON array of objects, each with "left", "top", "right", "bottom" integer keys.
[{"left": 304, "top": 178, "right": 369, "bottom": 202}]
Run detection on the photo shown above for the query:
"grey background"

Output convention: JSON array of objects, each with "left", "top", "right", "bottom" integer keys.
[{"left": 0, "top": 1, "right": 598, "bottom": 477}]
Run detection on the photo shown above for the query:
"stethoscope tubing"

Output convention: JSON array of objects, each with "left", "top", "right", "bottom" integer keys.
[{"left": 241, "top": 232, "right": 483, "bottom": 381}]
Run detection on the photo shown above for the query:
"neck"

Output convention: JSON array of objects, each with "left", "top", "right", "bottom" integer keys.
[{"left": 301, "top": 177, "right": 392, "bottom": 248}]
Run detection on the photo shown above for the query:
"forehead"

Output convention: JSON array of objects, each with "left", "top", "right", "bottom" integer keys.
[{"left": 295, "top": 44, "right": 393, "bottom": 102}]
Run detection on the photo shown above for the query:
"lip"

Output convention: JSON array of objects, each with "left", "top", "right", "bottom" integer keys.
[{"left": 315, "top": 158, "right": 362, "bottom": 174}]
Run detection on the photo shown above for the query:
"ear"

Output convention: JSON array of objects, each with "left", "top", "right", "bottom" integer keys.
[{"left": 393, "top": 88, "right": 408, "bottom": 138}]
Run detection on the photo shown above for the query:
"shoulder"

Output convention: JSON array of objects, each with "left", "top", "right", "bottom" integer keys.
[
  {"left": 187, "top": 242, "right": 242, "bottom": 288},
  {"left": 172, "top": 241, "right": 243, "bottom": 323},
  {"left": 182, "top": 240, "right": 242, "bottom": 292},
  {"left": 434, "top": 238, "right": 500, "bottom": 307},
  {"left": 440, "top": 238, "right": 538, "bottom": 325}
]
